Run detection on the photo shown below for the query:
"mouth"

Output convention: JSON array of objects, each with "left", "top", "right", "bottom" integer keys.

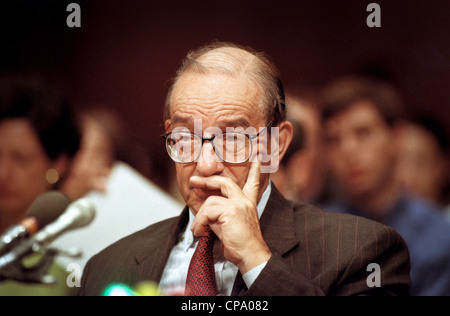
[
  {"left": 0, "top": 189, "right": 15, "bottom": 199},
  {"left": 347, "top": 168, "right": 367, "bottom": 181},
  {"left": 192, "top": 187, "right": 223, "bottom": 199}
]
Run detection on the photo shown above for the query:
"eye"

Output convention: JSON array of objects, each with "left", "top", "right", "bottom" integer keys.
[
  {"left": 355, "top": 127, "right": 371, "bottom": 139},
  {"left": 226, "top": 134, "right": 238, "bottom": 142},
  {"left": 169, "top": 132, "right": 192, "bottom": 145},
  {"left": 12, "top": 152, "right": 34, "bottom": 166},
  {"left": 226, "top": 133, "right": 247, "bottom": 148},
  {"left": 166, "top": 132, "right": 199, "bottom": 161}
]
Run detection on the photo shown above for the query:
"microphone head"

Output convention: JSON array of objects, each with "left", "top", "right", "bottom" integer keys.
[
  {"left": 24, "top": 191, "right": 71, "bottom": 228},
  {"left": 64, "top": 198, "right": 96, "bottom": 231},
  {"left": 31, "top": 197, "right": 96, "bottom": 245}
]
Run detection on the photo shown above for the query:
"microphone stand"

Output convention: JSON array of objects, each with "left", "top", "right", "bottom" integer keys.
[
  {"left": 0, "top": 240, "right": 82, "bottom": 284},
  {"left": 0, "top": 196, "right": 95, "bottom": 284}
]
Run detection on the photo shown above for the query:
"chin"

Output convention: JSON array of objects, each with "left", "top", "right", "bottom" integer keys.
[
  {"left": 187, "top": 201, "right": 202, "bottom": 216},
  {"left": 186, "top": 189, "right": 223, "bottom": 214},
  {"left": 183, "top": 193, "right": 203, "bottom": 213},
  {"left": 347, "top": 185, "right": 373, "bottom": 200}
]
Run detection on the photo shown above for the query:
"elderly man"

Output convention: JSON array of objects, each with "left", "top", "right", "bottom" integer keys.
[{"left": 79, "top": 42, "right": 410, "bottom": 296}]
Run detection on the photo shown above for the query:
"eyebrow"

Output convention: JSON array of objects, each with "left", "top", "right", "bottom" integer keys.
[
  {"left": 217, "top": 118, "right": 251, "bottom": 128},
  {"left": 170, "top": 116, "right": 251, "bottom": 129},
  {"left": 170, "top": 115, "right": 192, "bottom": 126}
]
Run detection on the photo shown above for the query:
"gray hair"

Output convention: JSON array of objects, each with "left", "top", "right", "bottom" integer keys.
[{"left": 164, "top": 41, "right": 286, "bottom": 127}]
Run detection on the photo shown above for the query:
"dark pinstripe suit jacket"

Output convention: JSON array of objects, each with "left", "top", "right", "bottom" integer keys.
[{"left": 79, "top": 185, "right": 411, "bottom": 296}]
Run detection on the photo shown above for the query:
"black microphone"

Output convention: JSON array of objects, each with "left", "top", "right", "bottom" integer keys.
[
  {"left": 0, "top": 191, "right": 70, "bottom": 255},
  {"left": 0, "top": 197, "right": 96, "bottom": 271}
]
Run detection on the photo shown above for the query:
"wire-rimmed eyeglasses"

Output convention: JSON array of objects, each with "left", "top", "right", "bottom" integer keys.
[{"left": 162, "top": 127, "right": 268, "bottom": 164}]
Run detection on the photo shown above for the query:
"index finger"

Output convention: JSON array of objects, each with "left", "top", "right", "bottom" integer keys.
[{"left": 242, "top": 157, "right": 261, "bottom": 205}]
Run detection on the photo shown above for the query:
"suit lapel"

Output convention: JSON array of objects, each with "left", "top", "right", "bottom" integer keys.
[
  {"left": 133, "top": 206, "right": 190, "bottom": 283},
  {"left": 259, "top": 185, "right": 299, "bottom": 256},
  {"left": 232, "top": 184, "right": 300, "bottom": 295}
]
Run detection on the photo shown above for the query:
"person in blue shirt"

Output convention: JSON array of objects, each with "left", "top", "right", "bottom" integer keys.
[
  {"left": 318, "top": 75, "right": 450, "bottom": 296},
  {"left": 396, "top": 118, "right": 450, "bottom": 212}
]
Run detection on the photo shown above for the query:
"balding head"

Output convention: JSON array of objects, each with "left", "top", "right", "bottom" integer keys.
[{"left": 165, "top": 42, "right": 286, "bottom": 127}]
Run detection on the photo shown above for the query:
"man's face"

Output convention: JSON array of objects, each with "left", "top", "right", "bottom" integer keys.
[
  {"left": 0, "top": 119, "right": 52, "bottom": 220},
  {"left": 166, "top": 73, "right": 269, "bottom": 214},
  {"left": 323, "top": 101, "right": 397, "bottom": 199}
]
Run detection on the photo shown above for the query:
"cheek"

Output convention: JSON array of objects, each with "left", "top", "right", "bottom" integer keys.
[
  {"left": 16, "top": 156, "right": 48, "bottom": 182},
  {"left": 330, "top": 160, "right": 347, "bottom": 179},
  {"left": 325, "top": 148, "right": 344, "bottom": 172},
  {"left": 227, "top": 164, "right": 251, "bottom": 189},
  {"left": 175, "top": 164, "right": 195, "bottom": 194},
  {"left": 26, "top": 162, "right": 53, "bottom": 193},
  {"left": 367, "top": 138, "right": 396, "bottom": 169},
  {"left": 6, "top": 162, "right": 49, "bottom": 211}
]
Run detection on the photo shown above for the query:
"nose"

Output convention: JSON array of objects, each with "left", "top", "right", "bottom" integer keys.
[
  {"left": 195, "top": 141, "right": 224, "bottom": 176},
  {"left": 340, "top": 136, "right": 359, "bottom": 157}
]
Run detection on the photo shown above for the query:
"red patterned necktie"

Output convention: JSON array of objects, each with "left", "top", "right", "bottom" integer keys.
[{"left": 185, "top": 226, "right": 217, "bottom": 296}]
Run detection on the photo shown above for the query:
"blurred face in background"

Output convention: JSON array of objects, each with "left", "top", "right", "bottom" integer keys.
[
  {"left": 0, "top": 118, "right": 55, "bottom": 226},
  {"left": 397, "top": 122, "right": 448, "bottom": 205},
  {"left": 60, "top": 114, "right": 114, "bottom": 201},
  {"left": 286, "top": 98, "right": 325, "bottom": 202},
  {"left": 323, "top": 101, "right": 397, "bottom": 201}
]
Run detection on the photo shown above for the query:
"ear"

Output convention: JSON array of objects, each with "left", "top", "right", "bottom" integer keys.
[
  {"left": 276, "top": 121, "right": 294, "bottom": 163},
  {"left": 260, "top": 121, "right": 293, "bottom": 174},
  {"left": 165, "top": 120, "right": 172, "bottom": 131}
]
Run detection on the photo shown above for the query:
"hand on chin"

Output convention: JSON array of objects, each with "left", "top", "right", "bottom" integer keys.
[
  {"left": 189, "top": 187, "right": 224, "bottom": 215},
  {"left": 193, "top": 187, "right": 223, "bottom": 199}
]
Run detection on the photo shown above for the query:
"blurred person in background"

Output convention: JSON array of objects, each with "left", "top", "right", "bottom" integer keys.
[
  {"left": 0, "top": 76, "right": 181, "bottom": 295},
  {"left": 60, "top": 105, "right": 152, "bottom": 200},
  {"left": 53, "top": 106, "right": 182, "bottom": 270},
  {"left": 319, "top": 75, "right": 450, "bottom": 296},
  {"left": 59, "top": 107, "right": 115, "bottom": 201},
  {"left": 272, "top": 92, "right": 330, "bottom": 204},
  {"left": 0, "top": 74, "right": 82, "bottom": 295},
  {"left": 396, "top": 117, "right": 450, "bottom": 215},
  {"left": 0, "top": 75, "right": 81, "bottom": 233}
]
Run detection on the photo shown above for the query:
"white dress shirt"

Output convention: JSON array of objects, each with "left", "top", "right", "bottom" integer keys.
[{"left": 159, "top": 182, "right": 272, "bottom": 296}]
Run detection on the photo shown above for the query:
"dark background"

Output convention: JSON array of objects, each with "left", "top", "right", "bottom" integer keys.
[{"left": 2, "top": 0, "right": 449, "bottom": 190}]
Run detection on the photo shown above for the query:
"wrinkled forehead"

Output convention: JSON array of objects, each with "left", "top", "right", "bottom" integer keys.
[{"left": 168, "top": 73, "right": 266, "bottom": 129}]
